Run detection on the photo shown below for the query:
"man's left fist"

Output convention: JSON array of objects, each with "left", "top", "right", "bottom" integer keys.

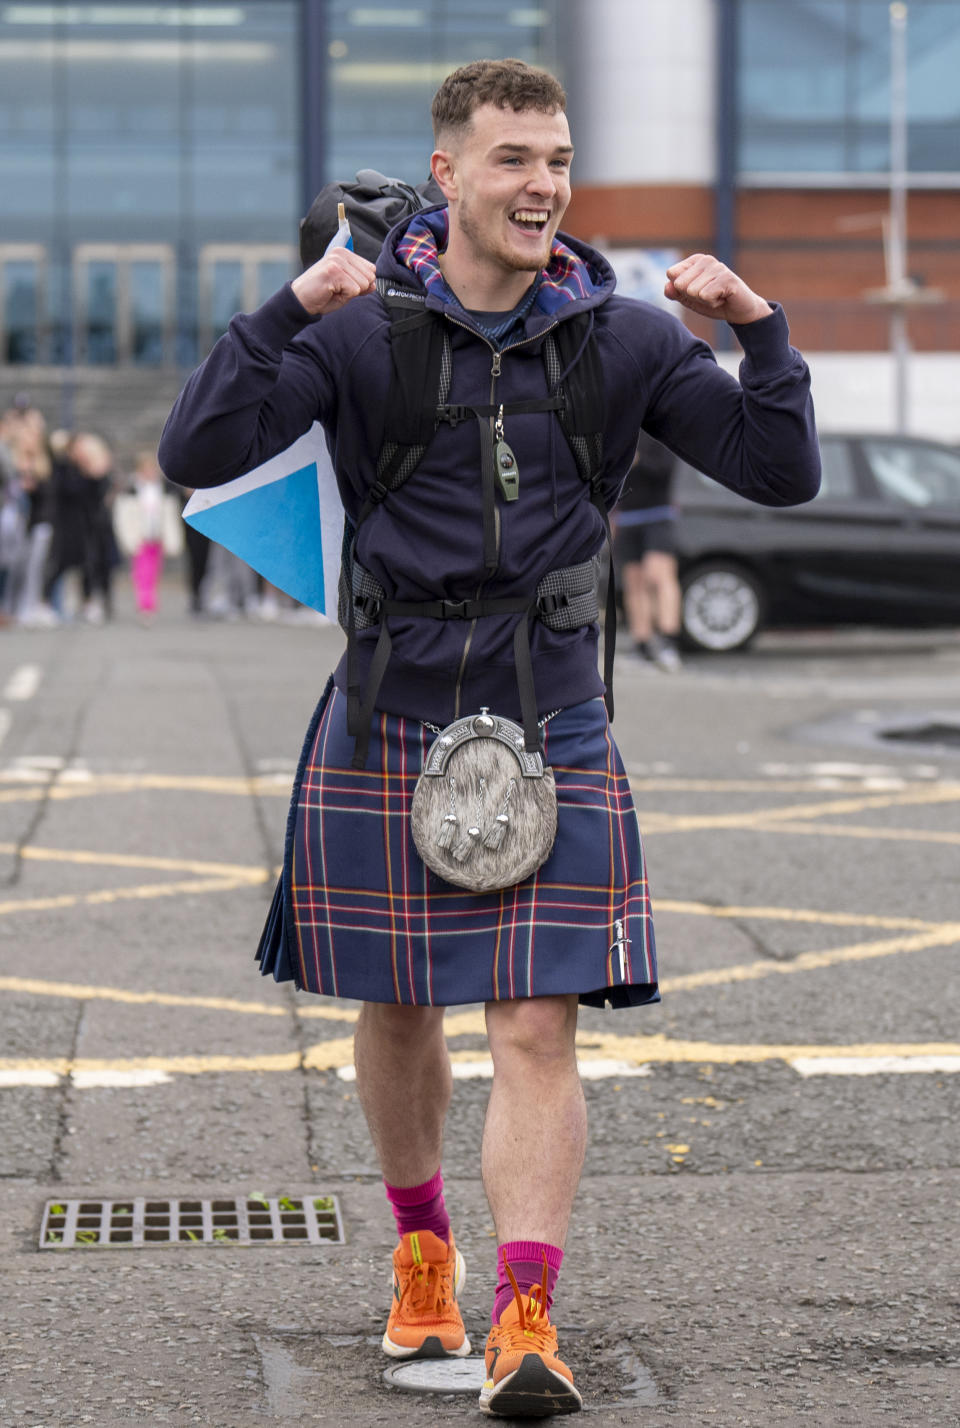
[{"left": 665, "top": 254, "right": 773, "bottom": 325}]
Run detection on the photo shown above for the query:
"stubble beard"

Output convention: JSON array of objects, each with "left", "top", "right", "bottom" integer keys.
[{"left": 458, "top": 198, "right": 551, "bottom": 276}]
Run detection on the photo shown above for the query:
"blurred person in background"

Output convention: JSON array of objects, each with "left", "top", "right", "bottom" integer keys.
[
  {"left": 71, "top": 431, "right": 117, "bottom": 624},
  {"left": 123, "top": 450, "right": 167, "bottom": 623},
  {"left": 35, "top": 431, "right": 116, "bottom": 625},
  {"left": 0, "top": 406, "right": 38, "bottom": 623},
  {"left": 5, "top": 407, "right": 56, "bottom": 626},
  {"left": 614, "top": 430, "right": 683, "bottom": 671}
]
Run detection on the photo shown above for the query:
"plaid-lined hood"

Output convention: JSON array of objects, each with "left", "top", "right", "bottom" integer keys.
[{"left": 379, "top": 204, "right": 615, "bottom": 331}]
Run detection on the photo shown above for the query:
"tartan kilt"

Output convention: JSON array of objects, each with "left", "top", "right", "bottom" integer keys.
[{"left": 256, "top": 678, "right": 658, "bottom": 1009}]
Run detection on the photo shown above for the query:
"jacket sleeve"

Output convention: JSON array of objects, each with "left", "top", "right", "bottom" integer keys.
[
  {"left": 631, "top": 303, "right": 821, "bottom": 508},
  {"left": 157, "top": 284, "right": 338, "bottom": 490}
]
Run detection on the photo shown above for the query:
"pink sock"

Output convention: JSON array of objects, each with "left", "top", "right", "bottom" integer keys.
[
  {"left": 493, "top": 1240, "right": 564, "bottom": 1324},
  {"left": 384, "top": 1169, "right": 451, "bottom": 1243}
]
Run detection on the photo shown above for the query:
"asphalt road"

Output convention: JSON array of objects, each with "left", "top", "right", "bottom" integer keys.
[{"left": 1, "top": 586, "right": 958, "bottom": 1427}]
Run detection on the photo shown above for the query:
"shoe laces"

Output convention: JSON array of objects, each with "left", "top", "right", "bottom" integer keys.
[
  {"left": 399, "top": 1250, "right": 454, "bottom": 1317},
  {"left": 501, "top": 1252, "right": 555, "bottom": 1352}
]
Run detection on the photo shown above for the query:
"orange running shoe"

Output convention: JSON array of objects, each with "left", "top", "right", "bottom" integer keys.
[
  {"left": 382, "top": 1229, "right": 471, "bottom": 1359},
  {"left": 480, "top": 1256, "right": 582, "bottom": 1417}
]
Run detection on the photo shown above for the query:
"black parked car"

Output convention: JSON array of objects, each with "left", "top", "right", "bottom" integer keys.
[{"left": 672, "top": 433, "right": 960, "bottom": 651}]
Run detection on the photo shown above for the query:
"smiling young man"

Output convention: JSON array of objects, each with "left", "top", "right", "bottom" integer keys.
[{"left": 159, "top": 59, "right": 820, "bottom": 1418}]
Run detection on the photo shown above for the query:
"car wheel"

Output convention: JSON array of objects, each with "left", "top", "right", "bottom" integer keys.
[{"left": 681, "top": 563, "right": 764, "bottom": 652}]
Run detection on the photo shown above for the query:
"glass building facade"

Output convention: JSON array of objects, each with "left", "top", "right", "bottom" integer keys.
[
  {"left": 0, "top": 0, "right": 566, "bottom": 370},
  {"left": 738, "top": 0, "right": 960, "bottom": 180}
]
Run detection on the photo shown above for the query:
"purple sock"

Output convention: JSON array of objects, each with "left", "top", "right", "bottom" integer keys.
[
  {"left": 492, "top": 1240, "right": 564, "bottom": 1324},
  {"left": 384, "top": 1169, "right": 451, "bottom": 1243}
]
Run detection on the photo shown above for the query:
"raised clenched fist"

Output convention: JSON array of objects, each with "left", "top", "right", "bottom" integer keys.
[
  {"left": 665, "top": 254, "right": 773, "bottom": 325},
  {"left": 291, "top": 249, "right": 378, "bottom": 317}
]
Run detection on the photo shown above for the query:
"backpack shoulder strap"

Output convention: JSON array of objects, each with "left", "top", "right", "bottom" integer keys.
[
  {"left": 543, "top": 314, "right": 616, "bottom": 721},
  {"left": 354, "top": 281, "right": 452, "bottom": 525},
  {"left": 543, "top": 314, "right": 605, "bottom": 490}
]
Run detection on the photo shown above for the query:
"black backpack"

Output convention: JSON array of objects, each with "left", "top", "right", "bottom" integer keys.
[{"left": 299, "top": 169, "right": 445, "bottom": 267}]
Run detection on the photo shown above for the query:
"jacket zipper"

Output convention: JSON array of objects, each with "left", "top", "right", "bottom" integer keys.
[{"left": 443, "top": 314, "right": 559, "bottom": 718}]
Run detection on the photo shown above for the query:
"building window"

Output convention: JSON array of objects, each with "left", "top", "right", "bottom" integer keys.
[
  {"left": 0, "top": 1, "right": 301, "bottom": 368},
  {"left": 325, "top": 0, "right": 566, "bottom": 183},
  {"left": 738, "top": 0, "right": 960, "bottom": 180},
  {"left": 1, "top": 248, "right": 43, "bottom": 364},
  {"left": 198, "top": 245, "right": 297, "bottom": 351},
  {"left": 73, "top": 245, "right": 174, "bottom": 366}
]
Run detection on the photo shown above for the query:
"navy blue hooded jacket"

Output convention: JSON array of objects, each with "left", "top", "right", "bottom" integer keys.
[{"left": 159, "top": 210, "right": 820, "bottom": 724}]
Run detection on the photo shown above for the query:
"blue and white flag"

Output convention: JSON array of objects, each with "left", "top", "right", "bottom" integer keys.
[
  {"left": 183, "top": 208, "right": 356, "bottom": 616},
  {"left": 182, "top": 423, "right": 344, "bottom": 617}
]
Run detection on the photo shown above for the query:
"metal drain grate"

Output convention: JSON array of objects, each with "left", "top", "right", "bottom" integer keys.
[{"left": 40, "top": 1194, "right": 343, "bottom": 1249}]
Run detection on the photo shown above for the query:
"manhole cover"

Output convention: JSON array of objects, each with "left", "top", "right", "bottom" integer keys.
[
  {"left": 40, "top": 1194, "right": 343, "bottom": 1249},
  {"left": 383, "top": 1357, "right": 487, "bottom": 1394}
]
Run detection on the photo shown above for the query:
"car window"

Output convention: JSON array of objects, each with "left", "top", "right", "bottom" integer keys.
[
  {"left": 862, "top": 440, "right": 960, "bottom": 508},
  {"left": 818, "top": 440, "right": 858, "bottom": 500}
]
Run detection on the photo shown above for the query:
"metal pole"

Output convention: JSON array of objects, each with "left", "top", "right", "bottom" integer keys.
[
  {"left": 713, "top": 0, "right": 738, "bottom": 354},
  {"left": 889, "top": 2, "right": 909, "bottom": 432}
]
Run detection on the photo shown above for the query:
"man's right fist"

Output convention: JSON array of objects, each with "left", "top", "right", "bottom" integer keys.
[{"left": 291, "top": 249, "right": 378, "bottom": 316}]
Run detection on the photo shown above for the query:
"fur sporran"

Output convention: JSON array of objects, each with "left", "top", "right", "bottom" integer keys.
[{"left": 410, "top": 709, "right": 558, "bottom": 892}]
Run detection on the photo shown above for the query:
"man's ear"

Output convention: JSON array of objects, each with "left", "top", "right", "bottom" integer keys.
[{"left": 431, "top": 148, "right": 458, "bottom": 202}]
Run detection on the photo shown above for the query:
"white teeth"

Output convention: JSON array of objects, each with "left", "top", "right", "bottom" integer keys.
[{"left": 512, "top": 210, "right": 549, "bottom": 223}]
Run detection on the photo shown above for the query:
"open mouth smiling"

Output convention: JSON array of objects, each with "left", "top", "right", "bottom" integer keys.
[{"left": 510, "top": 209, "right": 550, "bottom": 234}]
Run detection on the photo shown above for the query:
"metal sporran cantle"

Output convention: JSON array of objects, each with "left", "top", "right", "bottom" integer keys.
[{"left": 410, "top": 709, "right": 557, "bottom": 892}]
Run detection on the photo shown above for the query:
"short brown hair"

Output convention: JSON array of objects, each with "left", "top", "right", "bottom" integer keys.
[{"left": 431, "top": 59, "right": 566, "bottom": 143}]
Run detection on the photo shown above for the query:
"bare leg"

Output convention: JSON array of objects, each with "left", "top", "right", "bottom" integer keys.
[
  {"left": 353, "top": 1002, "right": 451, "bottom": 1186},
  {"left": 481, "top": 995, "right": 586, "bottom": 1247},
  {"left": 643, "top": 551, "right": 682, "bottom": 637},
  {"left": 621, "top": 560, "right": 653, "bottom": 644}
]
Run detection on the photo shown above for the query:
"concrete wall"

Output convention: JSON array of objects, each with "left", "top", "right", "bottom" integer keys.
[{"left": 715, "top": 351, "right": 960, "bottom": 442}]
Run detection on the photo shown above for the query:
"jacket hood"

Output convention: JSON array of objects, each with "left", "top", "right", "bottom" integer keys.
[{"left": 377, "top": 204, "right": 615, "bottom": 332}]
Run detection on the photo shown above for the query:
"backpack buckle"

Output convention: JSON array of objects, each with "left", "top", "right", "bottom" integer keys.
[
  {"left": 354, "top": 593, "right": 382, "bottom": 620},
  {"left": 439, "top": 599, "right": 470, "bottom": 619},
  {"left": 436, "top": 404, "right": 471, "bottom": 428},
  {"left": 538, "top": 591, "right": 569, "bottom": 616}
]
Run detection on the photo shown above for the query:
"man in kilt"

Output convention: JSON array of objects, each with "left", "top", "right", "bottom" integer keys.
[{"left": 160, "top": 58, "right": 820, "bottom": 1418}]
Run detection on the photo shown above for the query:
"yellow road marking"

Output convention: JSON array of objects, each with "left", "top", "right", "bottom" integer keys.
[
  {"left": 655, "top": 899, "right": 938, "bottom": 932},
  {"left": 661, "top": 923, "right": 960, "bottom": 993},
  {"left": 3, "top": 1036, "right": 959, "bottom": 1079},
  {"left": 0, "top": 973, "right": 365, "bottom": 1022},
  {"left": 744, "top": 820, "right": 960, "bottom": 849},
  {"left": 639, "top": 783, "right": 960, "bottom": 835},
  {"left": 0, "top": 842, "right": 267, "bottom": 880},
  {"left": 0, "top": 876, "right": 260, "bottom": 918}
]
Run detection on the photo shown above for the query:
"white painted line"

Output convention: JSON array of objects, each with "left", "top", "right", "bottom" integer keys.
[
  {"left": 790, "top": 1055, "right": 960, "bottom": 1078},
  {"left": 71, "top": 1069, "right": 173, "bottom": 1088},
  {"left": 578, "top": 1058, "right": 654, "bottom": 1079},
  {"left": 4, "top": 665, "right": 42, "bottom": 702},
  {"left": 0, "top": 1068, "right": 60, "bottom": 1087}
]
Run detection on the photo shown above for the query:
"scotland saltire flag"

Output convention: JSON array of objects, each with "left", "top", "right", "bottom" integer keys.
[
  {"left": 182, "top": 423, "right": 344, "bottom": 616},
  {"left": 182, "top": 209, "right": 356, "bottom": 615}
]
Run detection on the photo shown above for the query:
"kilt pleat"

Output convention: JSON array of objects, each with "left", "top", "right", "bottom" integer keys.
[{"left": 256, "top": 680, "right": 658, "bottom": 1009}]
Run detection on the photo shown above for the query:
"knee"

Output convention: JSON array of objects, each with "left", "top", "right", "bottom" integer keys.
[
  {"left": 486, "top": 995, "right": 578, "bottom": 1067},
  {"left": 357, "top": 1001, "right": 445, "bottom": 1048}
]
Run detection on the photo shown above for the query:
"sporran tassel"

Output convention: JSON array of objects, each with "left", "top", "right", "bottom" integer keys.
[
  {"left": 452, "top": 826, "right": 482, "bottom": 863},
  {"left": 436, "top": 813, "right": 459, "bottom": 850},
  {"left": 483, "top": 812, "right": 510, "bottom": 851}
]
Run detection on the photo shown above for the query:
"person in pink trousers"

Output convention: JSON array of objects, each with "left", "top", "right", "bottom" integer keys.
[{"left": 129, "top": 451, "right": 166, "bottom": 619}]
